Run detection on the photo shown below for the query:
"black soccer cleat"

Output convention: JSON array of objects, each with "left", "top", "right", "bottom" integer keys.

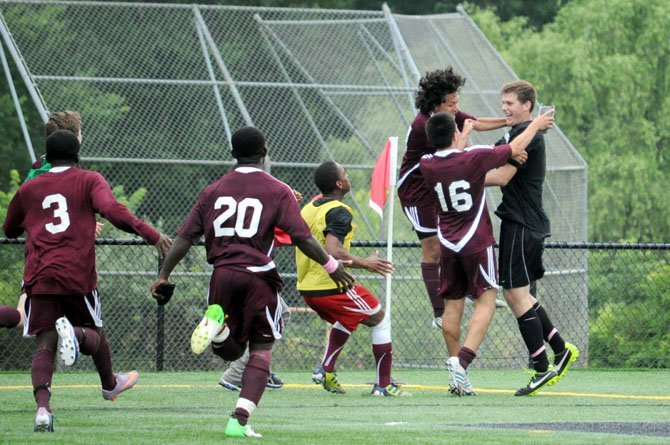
[
  {"left": 514, "top": 367, "right": 558, "bottom": 396},
  {"left": 554, "top": 342, "right": 580, "bottom": 381}
]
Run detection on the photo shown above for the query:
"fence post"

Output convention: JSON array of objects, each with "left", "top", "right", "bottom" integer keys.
[{"left": 156, "top": 256, "right": 165, "bottom": 372}]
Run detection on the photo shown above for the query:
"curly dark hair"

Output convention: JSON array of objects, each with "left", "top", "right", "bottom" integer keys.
[{"left": 415, "top": 67, "right": 466, "bottom": 114}]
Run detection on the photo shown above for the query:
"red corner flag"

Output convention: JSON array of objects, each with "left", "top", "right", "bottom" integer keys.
[{"left": 369, "top": 137, "right": 398, "bottom": 217}]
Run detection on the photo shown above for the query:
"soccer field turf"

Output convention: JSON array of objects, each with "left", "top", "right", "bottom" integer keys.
[{"left": 1, "top": 369, "right": 669, "bottom": 444}]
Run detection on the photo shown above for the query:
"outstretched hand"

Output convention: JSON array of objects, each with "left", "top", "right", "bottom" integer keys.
[
  {"left": 291, "top": 189, "right": 304, "bottom": 201},
  {"left": 365, "top": 250, "right": 395, "bottom": 275},
  {"left": 535, "top": 109, "right": 555, "bottom": 131},
  {"left": 154, "top": 233, "right": 173, "bottom": 258}
]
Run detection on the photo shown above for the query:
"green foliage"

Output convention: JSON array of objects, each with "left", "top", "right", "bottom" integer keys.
[
  {"left": 0, "top": 170, "right": 24, "bottom": 304},
  {"left": 469, "top": 0, "right": 670, "bottom": 242},
  {"left": 0, "top": 52, "right": 41, "bottom": 189},
  {"left": 588, "top": 250, "right": 670, "bottom": 367},
  {"left": 0, "top": 169, "right": 21, "bottom": 223}
]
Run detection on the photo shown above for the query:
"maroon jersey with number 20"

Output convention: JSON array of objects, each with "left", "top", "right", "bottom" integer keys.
[{"left": 177, "top": 166, "right": 313, "bottom": 288}]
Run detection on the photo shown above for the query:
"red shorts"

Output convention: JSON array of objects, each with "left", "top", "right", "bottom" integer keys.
[
  {"left": 439, "top": 245, "right": 499, "bottom": 300},
  {"left": 208, "top": 267, "right": 283, "bottom": 345},
  {"left": 401, "top": 202, "right": 438, "bottom": 240},
  {"left": 302, "top": 285, "right": 381, "bottom": 332},
  {"left": 25, "top": 290, "right": 102, "bottom": 337}
]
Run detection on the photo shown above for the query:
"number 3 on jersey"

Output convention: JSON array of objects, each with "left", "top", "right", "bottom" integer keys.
[
  {"left": 42, "top": 193, "right": 71, "bottom": 234},
  {"left": 434, "top": 180, "right": 473, "bottom": 212},
  {"left": 213, "top": 196, "right": 263, "bottom": 238}
]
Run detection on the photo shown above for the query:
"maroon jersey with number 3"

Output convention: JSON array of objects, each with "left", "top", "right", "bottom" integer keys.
[
  {"left": 177, "top": 166, "right": 313, "bottom": 287},
  {"left": 3, "top": 167, "right": 160, "bottom": 295},
  {"left": 420, "top": 144, "right": 512, "bottom": 255}
]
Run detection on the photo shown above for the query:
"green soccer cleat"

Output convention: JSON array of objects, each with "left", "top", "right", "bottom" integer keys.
[
  {"left": 225, "top": 417, "right": 262, "bottom": 438},
  {"left": 554, "top": 342, "right": 580, "bottom": 381},
  {"left": 322, "top": 371, "right": 346, "bottom": 394},
  {"left": 514, "top": 367, "right": 559, "bottom": 396},
  {"left": 191, "top": 304, "right": 227, "bottom": 355}
]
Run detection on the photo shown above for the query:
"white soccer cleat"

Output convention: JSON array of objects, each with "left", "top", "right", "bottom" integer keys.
[
  {"left": 447, "top": 357, "right": 476, "bottom": 396},
  {"left": 34, "top": 407, "right": 54, "bottom": 432},
  {"left": 56, "top": 317, "right": 79, "bottom": 366}
]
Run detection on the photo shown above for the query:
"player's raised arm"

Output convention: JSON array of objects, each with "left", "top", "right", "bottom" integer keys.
[
  {"left": 508, "top": 109, "right": 554, "bottom": 157},
  {"left": 472, "top": 117, "right": 507, "bottom": 131}
]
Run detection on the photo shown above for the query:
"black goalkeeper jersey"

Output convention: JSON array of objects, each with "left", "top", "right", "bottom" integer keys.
[{"left": 493, "top": 121, "right": 551, "bottom": 236}]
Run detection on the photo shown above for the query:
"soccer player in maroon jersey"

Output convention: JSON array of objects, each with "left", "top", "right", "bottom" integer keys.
[
  {"left": 150, "top": 126, "right": 354, "bottom": 439},
  {"left": 397, "top": 67, "right": 507, "bottom": 330},
  {"left": 0, "top": 111, "right": 104, "bottom": 331},
  {"left": 3, "top": 130, "right": 172, "bottom": 432},
  {"left": 0, "top": 112, "right": 107, "bottom": 332},
  {"left": 419, "top": 110, "right": 552, "bottom": 396},
  {"left": 486, "top": 80, "right": 580, "bottom": 396}
]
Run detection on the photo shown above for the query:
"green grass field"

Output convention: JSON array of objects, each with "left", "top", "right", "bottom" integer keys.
[{"left": 1, "top": 368, "right": 669, "bottom": 444}]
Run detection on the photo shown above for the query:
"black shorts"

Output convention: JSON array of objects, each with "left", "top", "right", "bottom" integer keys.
[{"left": 498, "top": 221, "right": 546, "bottom": 289}]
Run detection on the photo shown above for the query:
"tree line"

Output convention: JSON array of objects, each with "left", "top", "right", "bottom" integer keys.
[{"left": 1, "top": 0, "right": 668, "bottom": 242}]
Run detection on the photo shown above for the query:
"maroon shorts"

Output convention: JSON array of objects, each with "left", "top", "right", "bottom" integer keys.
[
  {"left": 302, "top": 285, "right": 381, "bottom": 332},
  {"left": 401, "top": 202, "right": 438, "bottom": 240},
  {"left": 208, "top": 267, "right": 282, "bottom": 345},
  {"left": 439, "top": 245, "right": 499, "bottom": 300},
  {"left": 25, "top": 290, "right": 102, "bottom": 337}
]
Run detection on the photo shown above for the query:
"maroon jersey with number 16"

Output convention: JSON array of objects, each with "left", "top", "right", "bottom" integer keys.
[{"left": 420, "top": 144, "right": 512, "bottom": 255}]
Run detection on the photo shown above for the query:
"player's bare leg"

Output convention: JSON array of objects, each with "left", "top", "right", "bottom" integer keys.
[
  {"left": 503, "top": 285, "right": 534, "bottom": 318},
  {"left": 442, "top": 298, "right": 465, "bottom": 356},
  {"left": 462, "top": 289, "right": 496, "bottom": 353}
]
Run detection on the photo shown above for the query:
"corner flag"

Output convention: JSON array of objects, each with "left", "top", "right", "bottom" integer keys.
[
  {"left": 369, "top": 137, "right": 398, "bottom": 217},
  {"left": 368, "top": 136, "right": 398, "bottom": 316}
]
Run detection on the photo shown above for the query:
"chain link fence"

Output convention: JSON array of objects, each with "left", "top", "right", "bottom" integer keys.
[
  {"left": 0, "top": 0, "right": 586, "bottom": 243},
  {"left": 0, "top": 2, "right": 615, "bottom": 375},
  {"left": 1, "top": 239, "right": 668, "bottom": 372}
]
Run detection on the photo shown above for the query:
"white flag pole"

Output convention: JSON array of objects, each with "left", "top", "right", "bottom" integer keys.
[{"left": 385, "top": 137, "right": 398, "bottom": 317}]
